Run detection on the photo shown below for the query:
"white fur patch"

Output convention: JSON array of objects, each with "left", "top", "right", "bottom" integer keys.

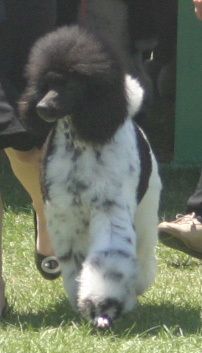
[
  {"left": 43, "top": 116, "right": 161, "bottom": 324},
  {"left": 125, "top": 74, "right": 144, "bottom": 118}
]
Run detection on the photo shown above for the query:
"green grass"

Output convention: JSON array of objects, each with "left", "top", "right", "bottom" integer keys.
[{"left": 0, "top": 156, "right": 201, "bottom": 353}]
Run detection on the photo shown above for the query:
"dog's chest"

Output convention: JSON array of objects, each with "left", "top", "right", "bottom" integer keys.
[{"left": 43, "top": 118, "right": 140, "bottom": 215}]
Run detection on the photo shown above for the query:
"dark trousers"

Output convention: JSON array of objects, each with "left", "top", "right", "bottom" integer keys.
[
  {"left": 186, "top": 170, "right": 202, "bottom": 216},
  {"left": 0, "top": 1, "right": 57, "bottom": 150}
]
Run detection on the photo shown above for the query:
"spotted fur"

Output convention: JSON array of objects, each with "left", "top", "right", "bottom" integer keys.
[{"left": 20, "top": 25, "right": 161, "bottom": 326}]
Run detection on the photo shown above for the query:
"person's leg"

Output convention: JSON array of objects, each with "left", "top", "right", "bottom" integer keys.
[
  {"left": 4, "top": 147, "right": 60, "bottom": 278},
  {"left": 186, "top": 170, "right": 202, "bottom": 215},
  {"left": 5, "top": 147, "right": 53, "bottom": 256},
  {"left": 0, "top": 194, "right": 6, "bottom": 317}
]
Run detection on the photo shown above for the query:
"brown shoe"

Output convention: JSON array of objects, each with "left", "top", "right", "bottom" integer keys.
[{"left": 158, "top": 213, "right": 202, "bottom": 259}]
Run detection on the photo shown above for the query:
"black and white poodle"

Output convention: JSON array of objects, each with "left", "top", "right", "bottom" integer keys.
[{"left": 19, "top": 25, "right": 161, "bottom": 328}]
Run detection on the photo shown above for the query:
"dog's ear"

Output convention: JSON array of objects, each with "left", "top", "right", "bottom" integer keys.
[{"left": 18, "top": 87, "right": 54, "bottom": 142}]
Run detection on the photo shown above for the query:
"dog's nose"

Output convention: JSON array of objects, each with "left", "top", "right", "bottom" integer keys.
[
  {"left": 36, "top": 101, "right": 47, "bottom": 118},
  {"left": 36, "top": 102, "right": 57, "bottom": 123}
]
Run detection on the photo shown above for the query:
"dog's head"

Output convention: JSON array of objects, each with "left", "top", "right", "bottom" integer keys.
[{"left": 19, "top": 25, "right": 132, "bottom": 144}]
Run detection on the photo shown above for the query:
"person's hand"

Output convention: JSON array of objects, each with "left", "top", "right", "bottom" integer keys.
[{"left": 193, "top": 0, "right": 202, "bottom": 20}]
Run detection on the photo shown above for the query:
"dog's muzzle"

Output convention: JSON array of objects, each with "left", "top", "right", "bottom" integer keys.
[
  {"left": 36, "top": 101, "right": 58, "bottom": 123},
  {"left": 36, "top": 89, "right": 66, "bottom": 122}
]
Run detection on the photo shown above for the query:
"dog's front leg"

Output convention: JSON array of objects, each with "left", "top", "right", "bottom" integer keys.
[
  {"left": 45, "top": 205, "right": 83, "bottom": 308},
  {"left": 78, "top": 207, "right": 138, "bottom": 327}
]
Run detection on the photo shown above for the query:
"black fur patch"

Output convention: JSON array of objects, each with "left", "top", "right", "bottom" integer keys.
[
  {"left": 19, "top": 25, "right": 127, "bottom": 145},
  {"left": 134, "top": 124, "right": 152, "bottom": 203},
  {"left": 74, "top": 253, "right": 85, "bottom": 268},
  {"left": 89, "top": 256, "right": 102, "bottom": 268},
  {"left": 41, "top": 129, "right": 56, "bottom": 201},
  {"left": 98, "top": 298, "right": 123, "bottom": 319},
  {"left": 100, "top": 249, "right": 130, "bottom": 258},
  {"left": 104, "top": 271, "right": 123, "bottom": 282},
  {"left": 58, "top": 250, "right": 73, "bottom": 262},
  {"left": 80, "top": 299, "right": 96, "bottom": 320}
]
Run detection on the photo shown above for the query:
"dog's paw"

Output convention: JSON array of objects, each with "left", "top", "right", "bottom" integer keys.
[
  {"left": 77, "top": 253, "right": 137, "bottom": 325},
  {"left": 78, "top": 297, "right": 122, "bottom": 328}
]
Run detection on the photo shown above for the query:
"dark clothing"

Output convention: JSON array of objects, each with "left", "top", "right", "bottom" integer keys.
[
  {"left": 0, "top": 1, "right": 6, "bottom": 24},
  {"left": 0, "top": 1, "right": 57, "bottom": 83},
  {"left": 0, "top": 81, "right": 37, "bottom": 150},
  {"left": 0, "top": 0, "right": 177, "bottom": 150},
  {"left": 186, "top": 171, "right": 202, "bottom": 217},
  {"left": 0, "top": 0, "right": 58, "bottom": 150}
]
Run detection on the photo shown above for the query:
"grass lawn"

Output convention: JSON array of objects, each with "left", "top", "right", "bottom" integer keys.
[{"left": 0, "top": 152, "right": 201, "bottom": 353}]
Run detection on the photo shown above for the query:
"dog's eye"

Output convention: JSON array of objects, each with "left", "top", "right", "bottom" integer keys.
[
  {"left": 39, "top": 80, "right": 64, "bottom": 95},
  {"left": 38, "top": 82, "right": 49, "bottom": 94},
  {"left": 39, "top": 72, "right": 66, "bottom": 93}
]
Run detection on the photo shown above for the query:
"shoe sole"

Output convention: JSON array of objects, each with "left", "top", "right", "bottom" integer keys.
[{"left": 158, "top": 232, "right": 202, "bottom": 260}]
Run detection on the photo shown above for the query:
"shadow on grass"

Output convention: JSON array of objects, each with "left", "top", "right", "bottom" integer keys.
[
  {"left": 0, "top": 153, "right": 31, "bottom": 213},
  {"left": 1, "top": 300, "right": 201, "bottom": 336},
  {"left": 113, "top": 301, "right": 201, "bottom": 336},
  {"left": 1, "top": 298, "right": 81, "bottom": 329}
]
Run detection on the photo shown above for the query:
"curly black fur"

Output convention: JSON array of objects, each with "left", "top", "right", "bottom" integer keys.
[{"left": 19, "top": 25, "right": 127, "bottom": 144}]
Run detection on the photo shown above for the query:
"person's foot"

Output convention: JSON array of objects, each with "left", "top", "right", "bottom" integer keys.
[
  {"left": 0, "top": 277, "right": 6, "bottom": 318},
  {"left": 158, "top": 213, "right": 202, "bottom": 259}
]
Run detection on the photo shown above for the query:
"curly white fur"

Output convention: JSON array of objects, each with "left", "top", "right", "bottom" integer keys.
[{"left": 43, "top": 86, "right": 161, "bottom": 324}]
